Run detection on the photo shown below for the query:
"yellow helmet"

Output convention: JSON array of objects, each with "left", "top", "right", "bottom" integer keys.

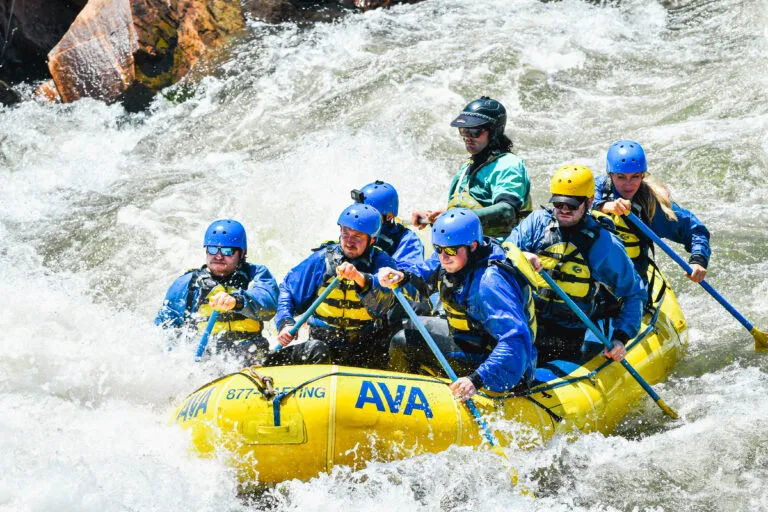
[{"left": 549, "top": 164, "right": 595, "bottom": 200}]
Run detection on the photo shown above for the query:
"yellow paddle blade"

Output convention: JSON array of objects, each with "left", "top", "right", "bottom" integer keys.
[
  {"left": 490, "top": 446, "right": 517, "bottom": 485},
  {"left": 657, "top": 399, "right": 679, "bottom": 420},
  {"left": 490, "top": 446, "right": 536, "bottom": 497},
  {"left": 752, "top": 327, "right": 768, "bottom": 352}
]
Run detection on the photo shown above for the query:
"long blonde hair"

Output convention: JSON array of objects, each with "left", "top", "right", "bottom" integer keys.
[{"left": 615, "top": 175, "right": 678, "bottom": 221}]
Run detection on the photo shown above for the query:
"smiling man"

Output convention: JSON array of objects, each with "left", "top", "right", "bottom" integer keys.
[
  {"left": 508, "top": 165, "right": 646, "bottom": 364},
  {"left": 410, "top": 97, "right": 532, "bottom": 237},
  {"left": 155, "top": 219, "right": 279, "bottom": 364},
  {"left": 270, "top": 203, "right": 419, "bottom": 369}
]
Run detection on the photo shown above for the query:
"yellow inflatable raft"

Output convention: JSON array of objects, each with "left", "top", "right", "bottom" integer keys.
[{"left": 172, "top": 271, "right": 687, "bottom": 485}]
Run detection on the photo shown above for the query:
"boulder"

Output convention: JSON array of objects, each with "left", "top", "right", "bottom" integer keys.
[
  {"left": 45, "top": 0, "right": 139, "bottom": 102},
  {"left": 0, "top": 79, "right": 21, "bottom": 106},
  {"left": 39, "top": 0, "right": 245, "bottom": 103},
  {"left": 30, "top": 0, "right": 425, "bottom": 104}
]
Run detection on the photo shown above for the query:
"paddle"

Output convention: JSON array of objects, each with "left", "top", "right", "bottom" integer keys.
[
  {"left": 194, "top": 310, "right": 219, "bottom": 362},
  {"left": 537, "top": 271, "right": 679, "bottom": 419},
  {"left": 275, "top": 276, "right": 341, "bottom": 352},
  {"left": 625, "top": 212, "right": 768, "bottom": 351},
  {"left": 391, "top": 287, "right": 502, "bottom": 447},
  {"left": 390, "top": 286, "right": 530, "bottom": 490}
]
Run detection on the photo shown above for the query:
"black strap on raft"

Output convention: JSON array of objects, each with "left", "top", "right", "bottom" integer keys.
[{"left": 645, "top": 258, "right": 668, "bottom": 312}]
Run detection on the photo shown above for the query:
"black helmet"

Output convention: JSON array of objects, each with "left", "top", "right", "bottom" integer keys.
[{"left": 450, "top": 96, "right": 507, "bottom": 145}]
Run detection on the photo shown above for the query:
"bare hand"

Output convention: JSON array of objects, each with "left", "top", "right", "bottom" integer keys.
[
  {"left": 410, "top": 209, "right": 444, "bottom": 230},
  {"left": 523, "top": 251, "right": 543, "bottom": 272},
  {"left": 378, "top": 267, "right": 404, "bottom": 289},
  {"left": 686, "top": 264, "right": 707, "bottom": 283},
  {"left": 277, "top": 325, "right": 297, "bottom": 347},
  {"left": 603, "top": 340, "right": 627, "bottom": 361},
  {"left": 601, "top": 199, "right": 632, "bottom": 216},
  {"left": 209, "top": 291, "right": 236, "bottom": 312},
  {"left": 449, "top": 377, "right": 477, "bottom": 402},
  {"left": 336, "top": 262, "right": 365, "bottom": 287}
]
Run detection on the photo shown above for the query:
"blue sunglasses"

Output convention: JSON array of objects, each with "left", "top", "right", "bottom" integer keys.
[{"left": 206, "top": 246, "right": 238, "bottom": 256}]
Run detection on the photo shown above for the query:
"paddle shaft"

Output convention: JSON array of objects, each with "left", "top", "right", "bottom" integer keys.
[
  {"left": 626, "top": 212, "right": 755, "bottom": 332},
  {"left": 194, "top": 309, "right": 219, "bottom": 362},
  {"left": 392, "top": 287, "right": 498, "bottom": 447},
  {"left": 275, "top": 277, "right": 341, "bottom": 352},
  {"left": 538, "top": 271, "right": 678, "bottom": 419}
]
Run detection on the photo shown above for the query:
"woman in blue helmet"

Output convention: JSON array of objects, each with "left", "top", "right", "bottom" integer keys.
[
  {"left": 352, "top": 180, "right": 425, "bottom": 276},
  {"left": 268, "top": 203, "right": 421, "bottom": 369},
  {"left": 593, "top": 140, "right": 711, "bottom": 283},
  {"left": 411, "top": 97, "right": 532, "bottom": 238},
  {"left": 378, "top": 208, "right": 538, "bottom": 400},
  {"left": 155, "top": 219, "right": 279, "bottom": 364}
]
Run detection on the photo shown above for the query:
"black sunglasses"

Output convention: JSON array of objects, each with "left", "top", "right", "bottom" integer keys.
[
  {"left": 458, "top": 127, "right": 487, "bottom": 138},
  {"left": 553, "top": 200, "right": 585, "bottom": 211},
  {"left": 206, "top": 246, "right": 237, "bottom": 256}
]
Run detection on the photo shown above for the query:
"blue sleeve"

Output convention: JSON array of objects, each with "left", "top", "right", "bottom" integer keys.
[
  {"left": 155, "top": 273, "right": 195, "bottom": 328},
  {"left": 589, "top": 232, "right": 646, "bottom": 340},
  {"left": 235, "top": 264, "right": 279, "bottom": 321},
  {"left": 391, "top": 229, "right": 426, "bottom": 276},
  {"left": 469, "top": 269, "right": 536, "bottom": 392},
  {"left": 274, "top": 251, "right": 327, "bottom": 330},
  {"left": 592, "top": 175, "right": 611, "bottom": 210},
  {"left": 507, "top": 210, "right": 545, "bottom": 252},
  {"left": 651, "top": 202, "right": 711, "bottom": 267},
  {"left": 408, "top": 249, "right": 441, "bottom": 286},
  {"left": 359, "top": 251, "right": 425, "bottom": 315}
]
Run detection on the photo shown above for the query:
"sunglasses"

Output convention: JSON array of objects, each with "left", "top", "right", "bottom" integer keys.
[
  {"left": 553, "top": 200, "right": 584, "bottom": 211},
  {"left": 434, "top": 245, "right": 463, "bottom": 256},
  {"left": 206, "top": 246, "right": 238, "bottom": 256},
  {"left": 458, "top": 127, "right": 487, "bottom": 138}
]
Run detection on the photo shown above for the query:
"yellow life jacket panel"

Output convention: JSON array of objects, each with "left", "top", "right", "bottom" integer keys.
[
  {"left": 534, "top": 215, "right": 601, "bottom": 305},
  {"left": 437, "top": 247, "right": 538, "bottom": 348},
  {"left": 592, "top": 210, "right": 642, "bottom": 258},
  {"left": 497, "top": 242, "right": 540, "bottom": 340},
  {"left": 313, "top": 245, "right": 379, "bottom": 331},
  {"left": 598, "top": 179, "right": 652, "bottom": 263},
  {"left": 191, "top": 268, "right": 262, "bottom": 339},
  {"left": 437, "top": 269, "right": 490, "bottom": 349}
]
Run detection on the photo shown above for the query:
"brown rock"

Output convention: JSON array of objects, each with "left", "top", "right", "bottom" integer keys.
[
  {"left": 33, "top": 79, "right": 63, "bottom": 103},
  {"left": 40, "top": 0, "right": 245, "bottom": 103},
  {"left": 240, "top": 0, "right": 299, "bottom": 24},
  {"left": 46, "top": 0, "right": 139, "bottom": 103}
]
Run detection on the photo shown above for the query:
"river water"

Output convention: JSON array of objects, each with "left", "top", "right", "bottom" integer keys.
[{"left": 2, "top": 0, "right": 767, "bottom": 510}]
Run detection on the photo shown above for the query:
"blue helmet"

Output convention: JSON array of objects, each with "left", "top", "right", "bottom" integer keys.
[
  {"left": 338, "top": 203, "right": 382, "bottom": 238},
  {"left": 355, "top": 180, "right": 399, "bottom": 217},
  {"left": 606, "top": 140, "right": 647, "bottom": 174},
  {"left": 432, "top": 208, "right": 483, "bottom": 247},
  {"left": 203, "top": 219, "right": 247, "bottom": 250}
]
